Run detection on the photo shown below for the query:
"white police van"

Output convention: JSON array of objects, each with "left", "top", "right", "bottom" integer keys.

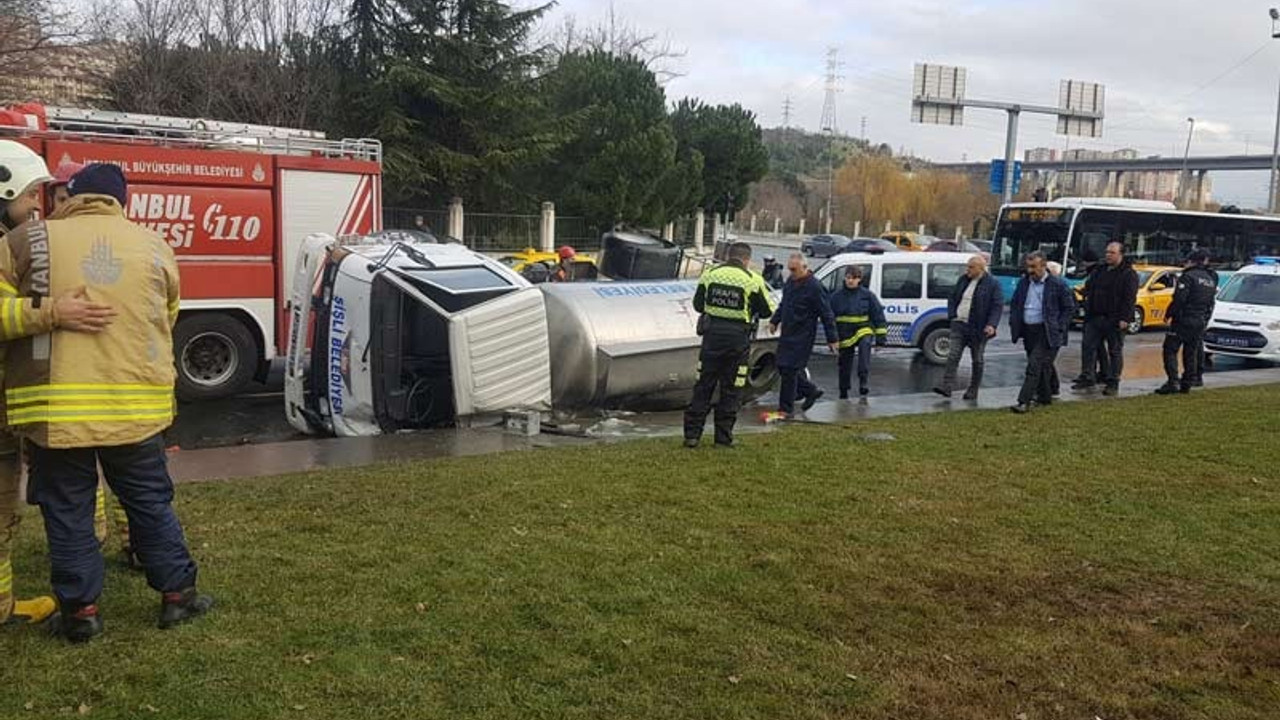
[
  {"left": 813, "top": 251, "right": 978, "bottom": 364},
  {"left": 1204, "top": 257, "right": 1280, "bottom": 363}
]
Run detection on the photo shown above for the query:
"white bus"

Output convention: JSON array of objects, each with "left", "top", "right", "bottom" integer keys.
[{"left": 989, "top": 198, "right": 1280, "bottom": 298}]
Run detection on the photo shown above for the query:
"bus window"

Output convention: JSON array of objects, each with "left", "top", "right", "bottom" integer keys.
[{"left": 991, "top": 207, "right": 1073, "bottom": 276}]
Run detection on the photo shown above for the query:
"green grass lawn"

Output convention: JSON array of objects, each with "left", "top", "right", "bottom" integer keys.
[{"left": 3, "top": 386, "right": 1279, "bottom": 719}]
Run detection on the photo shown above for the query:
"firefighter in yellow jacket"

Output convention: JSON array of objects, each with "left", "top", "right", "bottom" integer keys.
[
  {"left": 1, "top": 162, "right": 212, "bottom": 643},
  {"left": 0, "top": 142, "right": 117, "bottom": 628}
]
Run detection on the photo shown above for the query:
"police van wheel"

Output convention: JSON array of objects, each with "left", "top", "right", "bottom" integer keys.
[
  {"left": 921, "top": 326, "right": 950, "bottom": 365},
  {"left": 174, "top": 315, "right": 258, "bottom": 402}
]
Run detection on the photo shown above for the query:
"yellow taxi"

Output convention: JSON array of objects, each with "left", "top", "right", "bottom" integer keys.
[
  {"left": 881, "top": 231, "right": 929, "bottom": 252},
  {"left": 1073, "top": 265, "right": 1182, "bottom": 334},
  {"left": 497, "top": 248, "right": 598, "bottom": 282}
]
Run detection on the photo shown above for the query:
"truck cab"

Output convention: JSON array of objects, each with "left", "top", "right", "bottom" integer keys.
[{"left": 284, "top": 234, "right": 551, "bottom": 437}]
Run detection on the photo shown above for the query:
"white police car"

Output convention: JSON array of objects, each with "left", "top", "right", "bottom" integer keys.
[
  {"left": 814, "top": 251, "right": 978, "bottom": 364},
  {"left": 1204, "top": 258, "right": 1280, "bottom": 362}
]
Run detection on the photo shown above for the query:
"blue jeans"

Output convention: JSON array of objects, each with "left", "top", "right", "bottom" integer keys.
[{"left": 28, "top": 435, "right": 198, "bottom": 607}]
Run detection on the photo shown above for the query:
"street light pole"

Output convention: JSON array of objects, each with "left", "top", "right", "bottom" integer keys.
[
  {"left": 1181, "top": 117, "right": 1195, "bottom": 207},
  {"left": 1270, "top": 9, "right": 1280, "bottom": 213},
  {"left": 1002, "top": 107, "right": 1021, "bottom": 204}
]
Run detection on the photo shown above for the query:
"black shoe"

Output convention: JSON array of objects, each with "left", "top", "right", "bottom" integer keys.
[
  {"left": 159, "top": 588, "right": 215, "bottom": 630},
  {"left": 1154, "top": 384, "right": 1179, "bottom": 396},
  {"left": 1189, "top": 378, "right": 1204, "bottom": 388},
  {"left": 1179, "top": 385, "right": 1192, "bottom": 394},
  {"left": 932, "top": 387, "right": 953, "bottom": 399},
  {"left": 962, "top": 389, "right": 979, "bottom": 401},
  {"left": 1071, "top": 380, "right": 1095, "bottom": 391},
  {"left": 1011, "top": 403, "right": 1031, "bottom": 414},
  {"left": 1035, "top": 397, "right": 1053, "bottom": 407},
  {"left": 839, "top": 390, "right": 849, "bottom": 400},
  {"left": 859, "top": 387, "right": 870, "bottom": 397},
  {"left": 801, "top": 390, "right": 824, "bottom": 411},
  {"left": 1102, "top": 386, "right": 1119, "bottom": 397},
  {"left": 714, "top": 441, "right": 736, "bottom": 450},
  {"left": 50, "top": 605, "right": 104, "bottom": 644},
  {"left": 683, "top": 438, "right": 700, "bottom": 449}
]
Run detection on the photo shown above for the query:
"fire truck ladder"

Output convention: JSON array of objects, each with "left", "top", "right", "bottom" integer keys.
[{"left": 43, "top": 107, "right": 382, "bottom": 162}]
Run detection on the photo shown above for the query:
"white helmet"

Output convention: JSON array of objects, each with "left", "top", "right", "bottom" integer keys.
[{"left": 0, "top": 140, "right": 53, "bottom": 202}]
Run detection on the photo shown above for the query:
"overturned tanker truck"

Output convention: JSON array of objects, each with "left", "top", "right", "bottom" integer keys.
[{"left": 285, "top": 234, "right": 780, "bottom": 437}]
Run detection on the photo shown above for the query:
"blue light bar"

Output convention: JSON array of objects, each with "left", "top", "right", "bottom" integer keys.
[{"left": 1255, "top": 256, "right": 1280, "bottom": 265}]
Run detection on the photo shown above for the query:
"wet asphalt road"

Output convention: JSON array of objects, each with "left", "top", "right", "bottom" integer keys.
[{"left": 166, "top": 327, "right": 1269, "bottom": 450}]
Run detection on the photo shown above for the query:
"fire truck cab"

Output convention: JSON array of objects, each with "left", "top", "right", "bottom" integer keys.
[{"left": 0, "top": 103, "right": 383, "bottom": 401}]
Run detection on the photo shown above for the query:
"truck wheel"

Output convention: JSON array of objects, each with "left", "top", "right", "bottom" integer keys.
[
  {"left": 921, "top": 325, "right": 951, "bottom": 365},
  {"left": 174, "top": 314, "right": 258, "bottom": 401}
]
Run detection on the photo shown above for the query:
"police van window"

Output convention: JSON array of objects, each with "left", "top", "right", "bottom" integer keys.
[
  {"left": 821, "top": 264, "right": 873, "bottom": 293},
  {"left": 881, "top": 264, "right": 922, "bottom": 300},
  {"left": 927, "top": 264, "right": 966, "bottom": 299}
]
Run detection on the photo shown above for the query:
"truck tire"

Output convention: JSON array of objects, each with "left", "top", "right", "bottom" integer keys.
[
  {"left": 174, "top": 314, "right": 258, "bottom": 401},
  {"left": 921, "top": 325, "right": 951, "bottom": 365}
]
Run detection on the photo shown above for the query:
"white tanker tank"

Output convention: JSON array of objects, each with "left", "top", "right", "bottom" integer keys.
[{"left": 539, "top": 280, "right": 780, "bottom": 412}]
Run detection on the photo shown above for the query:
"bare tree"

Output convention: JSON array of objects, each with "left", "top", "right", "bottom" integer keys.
[{"left": 548, "top": 2, "right": 686, "bottom": 83}]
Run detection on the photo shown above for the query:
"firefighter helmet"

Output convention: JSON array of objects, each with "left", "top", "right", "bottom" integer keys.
[{"left": 0, "top": 140, "right": 53, "bottom": 202}]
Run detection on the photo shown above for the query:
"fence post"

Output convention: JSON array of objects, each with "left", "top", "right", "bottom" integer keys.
[
  {"left": 798, "top": 218, "right": 807, "bottom": 235},
  {"left": 448, "top": 197, "right": 465, "bottom": 244},
  {"left": 854, "top": 220, "right": 862, "bottom": 237},
  {"left": 540, "top": 202, "right": 556, "bottom": 252},
  {"left": 693, "top": 210, "right": 706, "bottom": 256},
  {"left": 918, "top": 224, "right": 926, "bottom": 236},
  {"left": 955, "top": 225, "right": 964, "bottom": 241},
  {"left": 663, "top": 222, "right": 674, "bottom": 241},
  {"left": 824, "top": 215, "right": 833, "bottom": 234},
  {"left": 884, "top": 221, "right": 892, "bottom": 234},
  {"left": 712, "top": 213, "right": 724, "bottom": 247},
  {"left": 773, "top": 217, "right": 781, "bottom": 235},
  {"left": 750, "top": 214, "right": 758, "bottom": 233}
]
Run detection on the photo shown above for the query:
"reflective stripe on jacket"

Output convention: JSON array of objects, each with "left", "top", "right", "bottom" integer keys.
[
  {"left": 830, "top": 286, "right": 887, "bottom": 348},
  {"left": 694, "top": 262, "right": 775, "bottom": 326},
  {"left": 1, "top": 195, "right": 181, "bottom": 448}
]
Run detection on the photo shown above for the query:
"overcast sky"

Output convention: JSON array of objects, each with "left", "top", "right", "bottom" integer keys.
[{"left": 544, "top": 0, "right": 1280, "bottom": 208}]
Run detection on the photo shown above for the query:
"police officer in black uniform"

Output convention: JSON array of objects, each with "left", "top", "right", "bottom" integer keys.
[
  {"left": 683, "top": 242, "right": 776, "bottom": 448},
  {"left": 1156, "top": 249, "right": 1216, "bottom": 395}
]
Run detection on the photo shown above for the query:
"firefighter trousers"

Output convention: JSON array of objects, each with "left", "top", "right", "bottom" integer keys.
[
  {"left": 838, "top": 337, "right": 874, "bottom": 395},
  {"left": 27, "top": 435, "right": 198, "bottom": 608},
  {"left": 0, "top": 433, "right": 21, "bottom": 623},
  {"left": 684, "top": 329, "right": 752, "bottom": 446}
]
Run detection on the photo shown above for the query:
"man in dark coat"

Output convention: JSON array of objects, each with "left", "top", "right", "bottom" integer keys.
[
  {"left": 1009, "top": 251, "right": 1076, "bottom": 414},
  {"left": 1073, "top": 241, "right": 1139, "bottom": 396},
  {"left": 769, "top": 254, "right": 838, "bottom": 416},
  {"left": 933, "top": 255, "right": 1004, "bottom": 400}
]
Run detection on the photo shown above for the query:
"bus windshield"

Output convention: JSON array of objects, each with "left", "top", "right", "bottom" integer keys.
[{"left": 991, "top": 207, "right": 1073, "bottom": 274}]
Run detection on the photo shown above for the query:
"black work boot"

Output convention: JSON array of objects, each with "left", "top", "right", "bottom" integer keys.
[
  {"left": 50, "top": 604, "right": 104, "bottom": 644},
  {"left": 1154, "top": 383, "right": 1180, "bottom": 396},
  {"left": 119, "top": 546, "right": 144, "bottom": 572},
  {"left": 159, "top": 588, "right": 215, "bottom": 630}
]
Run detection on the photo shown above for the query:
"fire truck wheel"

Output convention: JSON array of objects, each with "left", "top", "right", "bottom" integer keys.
[{"left": 174, "top": 315, "right": 258, "bottom": 401}]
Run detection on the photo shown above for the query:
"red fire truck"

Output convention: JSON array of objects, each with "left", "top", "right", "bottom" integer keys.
[{"left": 0, "top": 104, "right": 382, "bottom": 400}]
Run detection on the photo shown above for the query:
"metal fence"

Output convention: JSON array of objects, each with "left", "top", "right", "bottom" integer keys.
[
  {"left": 384, "top": 207, "right": 450, "bottom": 236},
  {"left": 383, "top": 207, "right": 604, "bottom": 252}
]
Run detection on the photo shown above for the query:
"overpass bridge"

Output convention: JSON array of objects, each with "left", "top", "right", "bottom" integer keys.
[
  {"left": 933, "top": 154, "right": 1277, "bottom": 174},
  {"left": 932, "top": 154, "right": 1277, "bottom": 209}
]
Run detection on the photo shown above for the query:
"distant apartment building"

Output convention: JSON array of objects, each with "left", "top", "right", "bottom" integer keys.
[
  {"left": 1023, "top": 147, "right": 1212, "bottom": 205},
  {"left": 0, "top": 41, "right": 116, "bottom": 108}
]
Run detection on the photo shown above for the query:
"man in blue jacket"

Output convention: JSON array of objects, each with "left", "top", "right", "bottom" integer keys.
[
  {"left": 769, "top": 254, "right": 838, "bottom": 416},
  {"left": 933, "top": 255, "right": 1003, "bottom": 400},
  {"left": 1009, "top": 251, "right": 1076, "bottom": 414},
  {"left": 830, "top": 265, "right": 887, "bottom": 398}
]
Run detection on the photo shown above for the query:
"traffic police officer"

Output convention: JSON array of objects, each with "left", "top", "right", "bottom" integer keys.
[
  {"left": 683, "top": 242, "right": 775, "bottom": 448},
  {"left": 1156, "top": 249, "right": 1216, "bottom": 395}
]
